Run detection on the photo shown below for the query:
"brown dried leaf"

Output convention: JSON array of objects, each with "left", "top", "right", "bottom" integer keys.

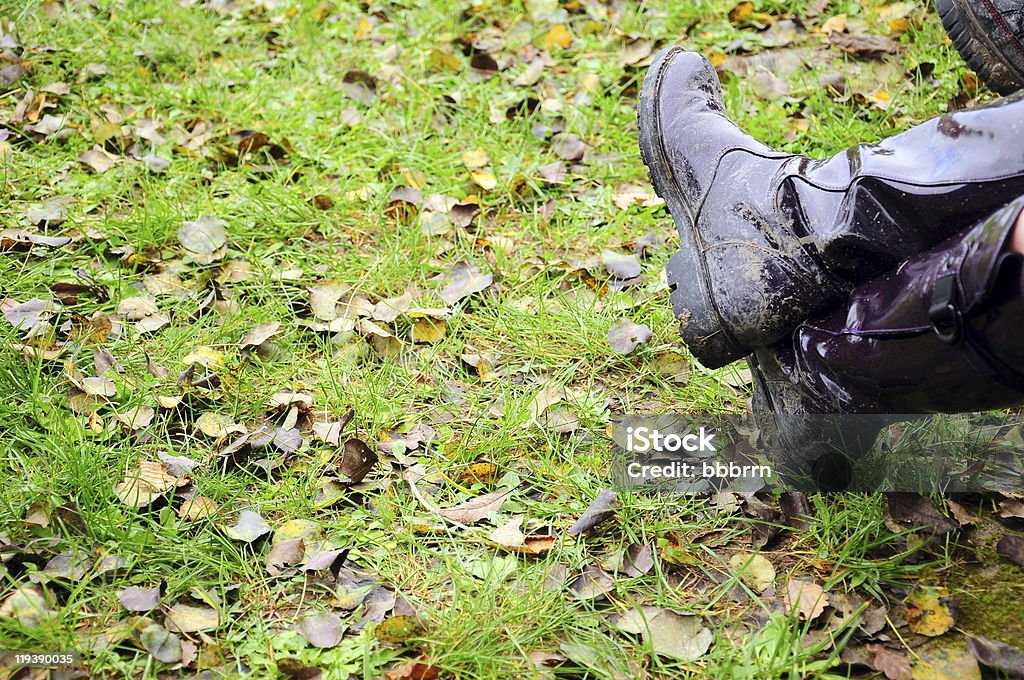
[
  {"left": 79, "top": 145, "right": 119, "bottom": 173},
  {"left": 829, "top": 32, "right": 900, "bottom": 59},
  {"left": 785, "top": 579, "right": 828, "bottom": 621},
  {"left": 435, "top": 489, "right": 511, "bottom": 524}
]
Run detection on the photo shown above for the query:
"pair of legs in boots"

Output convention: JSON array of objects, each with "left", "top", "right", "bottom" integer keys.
[{"left": 638, "top": 3, "right": 1024, "bottom": 488}]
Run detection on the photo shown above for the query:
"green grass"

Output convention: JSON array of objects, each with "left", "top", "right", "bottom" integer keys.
[{"left": 0, "top": 0, "right": 1009, "bottom": 678}]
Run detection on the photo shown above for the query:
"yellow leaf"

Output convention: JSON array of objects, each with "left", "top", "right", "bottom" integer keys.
[
  {"left": 461, "top": 147, "right": 490, "bottom": 169},
  {"left": 460, "top": 462, "right": 498, "bottom": 484},
  {"left": 182, "top": 346, "right": 225, "bottom": 370},
  {"left": 705, "top": 50, "right": 728, "bottom": 67},
  {"left": 889, "top": 17, "right": 910, "bottom": 33},
  {"left": 542, "top": 24, "right": 573, "bottom": 50},
  {"left": 905, "top": 588, "right": 956, "bottom": 637},
  {"left": 178, "top": 496, "right": 219, "bottom": 521},
  {"left": 354, "top": 16, "right": 373, "bottom": 40},
  {"left": 728, "top": 1, "right": 754, "bottom": 24},
  {"left": 429, "top": 49, "right": 461, "bottom": 71},
  {"left": 411, "top": 317, "right": 446, "bottom": 344},
  {"left": 469, "top": 168, "right": 498, "bottom": 191},
  {"left": 374, "top": 615, "right": 425, "bottom": 643}
]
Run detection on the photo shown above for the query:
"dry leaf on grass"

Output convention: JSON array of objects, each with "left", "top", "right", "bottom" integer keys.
[
  {"left": 607, "top": 319, "right": 652, "bottom": 355},
  {"left": 785, "top": 579, "right": 829, "bottom": 621},
  {"left": 435, "top": 489, "right": 511, "bottom": 525},
  {"left": 612, "top": 606, "right": 713, "bottom": 661}
]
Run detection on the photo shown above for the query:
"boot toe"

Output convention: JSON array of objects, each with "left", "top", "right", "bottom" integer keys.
[{"left": 649, "top": 48, "right": 725, "bottom": 113}]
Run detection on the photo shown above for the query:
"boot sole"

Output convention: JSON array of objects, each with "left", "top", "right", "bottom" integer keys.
[
  {"left": 937, "top": 0, "right": 1024, "bottom": 95},
  {"left": 638, "top": 47, "right": 746, "bottom": 369}
]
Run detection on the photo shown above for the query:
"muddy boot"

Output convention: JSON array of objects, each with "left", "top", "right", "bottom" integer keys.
[
  {"left": 938, "top": 0, "right": 1024, "bottom": 95},
  {"left": 752, "top": 195, "right": 1024, "bottom": 489},
  {"left": 638, "top": 47, "right": 1024, "bottom": 369}
]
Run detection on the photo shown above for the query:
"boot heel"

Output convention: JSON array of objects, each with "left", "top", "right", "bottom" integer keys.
[{"left": 666, "top": 250, "right": 745, "bottom": 369}]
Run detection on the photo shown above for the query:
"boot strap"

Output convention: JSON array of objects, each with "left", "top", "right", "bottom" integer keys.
[
  {"left": 928, "top": 273, "right": 963, "bottom": 344},
  {"left": 929, "top": 272, "right": 1024, "bottom": 391}
]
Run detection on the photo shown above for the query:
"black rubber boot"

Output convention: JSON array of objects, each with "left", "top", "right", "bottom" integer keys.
[
  {"left": 639, "top": 47, "right": 1024, "bottom": 369},
  {"left": 752, "top": 195, "right": 1024, "bottom": 488},
  {"left": 938, "top": 0, "right": 1024, "bottom": 95}
]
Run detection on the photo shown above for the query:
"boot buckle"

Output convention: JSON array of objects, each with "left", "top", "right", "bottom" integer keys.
[{"left": 928, "top": 274, "right": 963, "bottom": 344}]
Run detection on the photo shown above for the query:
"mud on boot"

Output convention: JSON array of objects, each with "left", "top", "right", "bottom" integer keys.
[{"left": 639, "top": 47, "right": 1024, "bottom": 368}]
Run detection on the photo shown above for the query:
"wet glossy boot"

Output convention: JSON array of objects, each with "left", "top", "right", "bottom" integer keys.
[
  {"left": 938, "top": 0, "right": 1024, "bottom": 95},
  {"left": 752, "top": 195, "right": 1024, "bottom": 489},
  {"left": 639, "top": 47, "right": 1024, "bottom": 368}
]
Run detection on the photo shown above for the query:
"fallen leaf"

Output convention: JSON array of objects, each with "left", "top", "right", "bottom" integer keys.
[
  {"left": 569, "top": 564, "right": 615, "bottom": 600},
  {"left": 178, "top": 496, "right": 218, "bottom": 521},
  {"left": 26, "top": 114, "right": 66, "bottom": 136},
  {"left": 542, "top": 24, "right": 573, "bottom": 50},
  {"left": 411, "top": 317, "right": 446, "bottom": 343},
  {"left": 912, "top": 645, "right": 982, "bottom": 680},
  {"left": 435, "top": 489, "right": 511, "bottom": 524},
  {"left": 871, "top": 647, "right": 912, "bottom": 680},
  {"left": 339, "top": 438, "right": 377, "bottom": 483},
  {"left": 0, "top": 586, "right": 56, "bottom": 627},
  {"left": 37, "top": 550, "right": 91, "bottom": 582},
  {"left": 385, "top": 654, "right": 441, "bottom": 680},
  {"left": 141, "top": 154, "right": 170, "bottom": 173},
  {"left": 996, "top": 534, "right": 1024, "bottom": 567},
  {"left": 3, "top": 297, "right": 55, "bottom": 333},
  {"left": 114, "top": 460, "right": 179, "bottom": 507},
  {"left": 489, "top": 517, "right": 526, "bottom": 548},
  {"left": 552, "top": 133, "right": 586, "bottom": 161},
  {"left": 165, "top": 603, "right": 220, "bottom": 633},
  {"left": 295, "top": 612, "right": 346, "bottom": 648},
  {"left": 527, "top": 382, "right": 566, "bottom": 424},
  {"left": 607, "top": 319, "right": 652, "bottom": 355},
  {"left": 461, "top": 148, "right": 490, "bottom": 169},
  {"left": 751, "top": 68, "right": 790, "bottom": 100},
  {"left": 601, "top": 249, "right": 641, "bottom": 279},
  {"left": 375, "top": 615, "right": 426, "bottom": 643},
  {"left": 439, "top": 263, "right": 492, "bottom": 305},
  {"left": 785, "top": 579, "right": 829, "bottom": 621},
  {"left": 195, "top": 412, "right": 242, "bottom": 439},
  {"left": 224, "top": 510, "right": 271, "bottom": 543},
  {"left": 885, "top": 493, "right": 957, "bottom": 535},
  {"left": 904, "top": 587, "right": 956, "bottom": 637},
  {"left": 469, "top": 168, "right": 498, "bottom": 191},
  {"left": 267, "top": 537, "right": 305, "bottom": 574},
  {"left": 967, "top": 636, "right": 1024, "bottom": 679},
  {"left": 613, "top": 606, "right": 713, "bottom": 661},
  {"left": 999, "top": 498, "right": 1024, "bottom": 520},
  {"left": 829, "top": 32, "right": 900, "bottom": 59},
  {"left": 729, "top": 553, "right": 776, "bottom": 593},
  {"left": 240, "top": 322, "right": 281, "bottom": 348},
  {"left": 568, "top": 489, "right": 618, "bottom": 535},
  {"left": 140, "top": 623, "right": 182, "bottom": 663},
  {"left": 119, "top": 585, "right": 161, "bottom": 612},
  {"left": 611, "top": 184, "right": 664, "bottom": 210},
  {"left": 80, "top": 376, "right": 116, "bottom": 397},
  {"left": 178, "top": 216, "right": 228, "bottom": 263},
  {"left": 79, "top": 146, "right": 119, "bottom": 173}
]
